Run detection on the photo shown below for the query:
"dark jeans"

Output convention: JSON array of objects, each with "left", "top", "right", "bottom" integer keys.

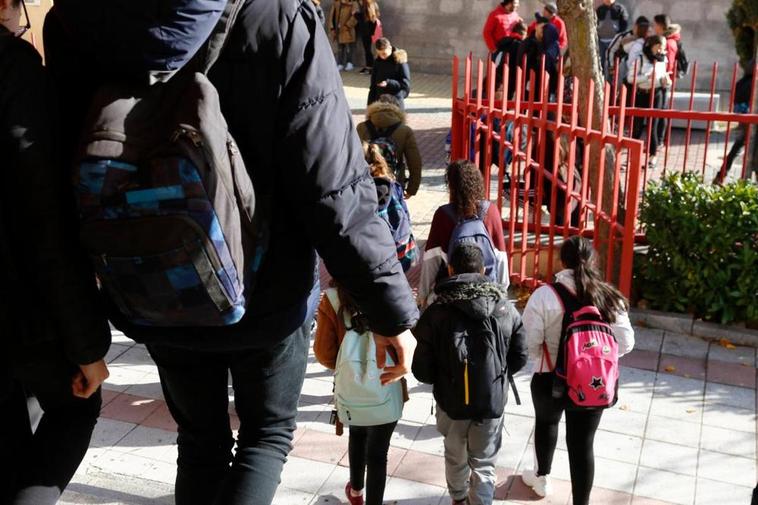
[
  {"left": 359, "top": 22, "right": 375, "bottom": 68},
  {"left": 348, "top": 421, "right": 397, "bottom": 505},
  {"left": 632, "top": 88, "right": 665, "bottom": 157},
  {"left": 531, "top": 373, "right": 603, "bottom": 505},
  {"left": 146, "top": 321, "right": 310, "bottom": 505},
  {"left": 1, "top": 357, "right": 102, "bottom": 505}
]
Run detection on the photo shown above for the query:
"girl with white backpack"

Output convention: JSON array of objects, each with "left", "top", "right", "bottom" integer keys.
[{"left": 314, "top": 283, "right": 406, "bottom": 505}]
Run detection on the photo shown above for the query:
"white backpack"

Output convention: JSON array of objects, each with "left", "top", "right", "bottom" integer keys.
[{"left": 325, "top": 289, "right": 403, "bottom": 427}]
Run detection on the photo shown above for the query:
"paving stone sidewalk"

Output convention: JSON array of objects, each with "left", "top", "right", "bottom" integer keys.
[{"left": 61, "top": 72, "right": 757, "bottom": 505}]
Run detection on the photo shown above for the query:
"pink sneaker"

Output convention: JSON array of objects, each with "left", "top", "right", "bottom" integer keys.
[{"left": 345, "top": 482, "right": 364, "bottom": 505}]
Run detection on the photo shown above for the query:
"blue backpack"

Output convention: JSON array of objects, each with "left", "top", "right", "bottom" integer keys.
[
  {"left": 443, "top": 201, "right": 498, "bottom": 281},
  {"left": 376, "top": 177, "right": 418, "bottom": 272}
]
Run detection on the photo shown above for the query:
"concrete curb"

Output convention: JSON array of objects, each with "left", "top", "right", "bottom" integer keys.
[{"left": 630, "top": 308, "right": 758, "bottom": 348}]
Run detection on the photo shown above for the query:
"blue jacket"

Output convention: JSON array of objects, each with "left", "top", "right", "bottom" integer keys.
[{"left": 44, "top": 0, "right": 419, "bottom": 350}]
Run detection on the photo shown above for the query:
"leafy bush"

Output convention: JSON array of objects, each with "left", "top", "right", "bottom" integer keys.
[{"left": 638, "top": 173, "right": 758, "bottom": 324}]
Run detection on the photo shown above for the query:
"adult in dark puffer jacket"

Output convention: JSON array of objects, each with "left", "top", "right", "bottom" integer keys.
[
  {"left": 368, "top": 37, "right": 411, "bottom": 109},
  {"left": 0, "top": 3, "right": 110, "bottom": 503},
  {"left": 44, "top": 1, "right": 418, "bottom": 504}
]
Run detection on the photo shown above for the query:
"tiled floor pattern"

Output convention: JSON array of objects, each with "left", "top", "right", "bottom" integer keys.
[
  {"left": 62, "top": 72, "right": 757, "bottom": 504},
  {"left": 65, "top": 328, "right": 757, "bottom": 505}
]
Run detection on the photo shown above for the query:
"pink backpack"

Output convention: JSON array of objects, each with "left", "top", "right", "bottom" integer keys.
[{"left": 544, "top": 283, "right": 619, "bottom": 409}]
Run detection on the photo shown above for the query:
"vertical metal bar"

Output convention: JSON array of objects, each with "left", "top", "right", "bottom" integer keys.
[
  {"left": 719, "top": 63, "right": 739, "bottom": 183},
  {"left": 533, "top": 77, "right": 551, "bottom": 282},
  {"left": 642, "top": 63, "right": 656, "bottom": 172},
  {"left": 741, "top": 61, "right": 758, "bottom": 180},
  {"left": 473, "top": 59, "right": 484, "bottom": 175},
  {"left": 618, "top": 140, "right": 643, "bottom": 297},
  {"left": 682, "top": 62, "right": 699, "bottom": 173},
  {"left": 661, "top": 58, "right": 678, "bottom": 174},
  {"left": 451, "top": 55, "right": 462, "bottom": 160},
  {"left": 701, "top": 62, "right": 718, "bottom": 177}
]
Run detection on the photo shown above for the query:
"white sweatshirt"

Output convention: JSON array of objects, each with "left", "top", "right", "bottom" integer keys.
[{"left": 522, "top": 269, "right": 635, "bottom": 374}]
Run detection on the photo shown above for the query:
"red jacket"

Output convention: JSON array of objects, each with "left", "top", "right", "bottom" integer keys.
[
  {"left": 483, "top": 5, "right": 523, "bottom": 52},
  {"left": 551, "top": 16, "right": 568, "bottom": 51},
  {"left": 664, "top": 26, "right": 681, "bottom": 76},
  {"left": 425, "top": 202, "right": 507, "bottom": 253},
  {"left": 526, "top": 16, "right": 567, "bottom": 51}
]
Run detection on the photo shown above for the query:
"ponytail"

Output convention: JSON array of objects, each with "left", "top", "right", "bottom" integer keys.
[
  {"left": 560, "top": 236, "right": 628, "bottom": 323},
  {"left": 363, "top": 142, "right": 394, "bottom": 180}
]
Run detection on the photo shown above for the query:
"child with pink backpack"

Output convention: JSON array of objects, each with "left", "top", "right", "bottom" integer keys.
[{"left": 521, "top": 236, "right": 635, "bottom": 505}]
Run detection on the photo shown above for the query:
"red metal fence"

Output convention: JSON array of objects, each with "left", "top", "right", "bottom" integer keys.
[{"left": 450, "top": 53, "right": 758, "bottom": 297}]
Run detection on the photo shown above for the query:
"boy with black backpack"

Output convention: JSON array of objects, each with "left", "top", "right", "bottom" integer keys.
[{"left": 413, "top": 243, "right": 527, "bottom": 505}]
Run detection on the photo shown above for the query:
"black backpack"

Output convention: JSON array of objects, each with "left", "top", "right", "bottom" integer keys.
[
  {"left": 675, "top": 40, "right": 689, "bottom": 78},
  {"left": 438, "top": 314, "right": 509, "bottom": 421}
]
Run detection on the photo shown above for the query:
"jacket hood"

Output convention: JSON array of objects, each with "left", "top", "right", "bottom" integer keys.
[
  {"left": 366, "top": 101, "right": 406, "bottom": 128},
  {"left": 393, "top": 49, "right": 408, "bottom": 64},
  {"left": 664, "top": 24, "right": 681, "bottom": 39},
  {"left": 52, "top": 0, "right": 226, "bottom": 73},
  {"left": 434, "top": 274, "right": 508, "bottom": 320}
]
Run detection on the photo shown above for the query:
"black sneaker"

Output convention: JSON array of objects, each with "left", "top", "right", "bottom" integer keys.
[{"left": 359, "top": 67, "right": 370, "bottom": 74}]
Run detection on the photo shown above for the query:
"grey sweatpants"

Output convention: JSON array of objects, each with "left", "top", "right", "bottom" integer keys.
[{"left": 436, "top": 406, "right": 504, "bottom": 505}]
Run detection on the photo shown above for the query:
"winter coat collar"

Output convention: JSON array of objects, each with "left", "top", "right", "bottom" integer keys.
[
  {"left": 393, "top": 48, "right": 408, "bottom": 64},
  {"left": 434, "top": 274, "right": 508, "bottom": 320},
  {"left": 366, "top": 100, "right": 406, "bottom": 128}
]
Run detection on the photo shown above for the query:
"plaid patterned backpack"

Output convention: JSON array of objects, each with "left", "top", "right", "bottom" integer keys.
[{"left": 73, "top": 0, "right": 267, "bottom": 328}]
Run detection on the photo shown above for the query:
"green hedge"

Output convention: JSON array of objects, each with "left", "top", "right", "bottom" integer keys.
[{"left": 637, "top": 173, "right": 758, "bottom": 324}]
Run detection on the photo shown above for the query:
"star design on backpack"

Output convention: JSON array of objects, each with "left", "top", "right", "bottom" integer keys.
[
  {"left": 583, "top": 340, "right": 598, "bottom": 351},
  {"left": 590, "top": 376, "right": 604, "bottom": 391}
]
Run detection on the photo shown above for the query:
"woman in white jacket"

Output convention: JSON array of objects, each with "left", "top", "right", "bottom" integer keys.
[
  {"left": 628, "top": 34, "right": 672, "bottom": 169},
  {"left": 520, "top": 236, "right": 634, "bottom": 505}
]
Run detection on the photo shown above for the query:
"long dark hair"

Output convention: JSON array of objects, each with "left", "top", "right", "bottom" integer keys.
[
  {"left": 560, "top": 236, "right": 628, "bottom": 323},
  {"left": 446, "top": 160, "right": 485, "bottom": 218}
]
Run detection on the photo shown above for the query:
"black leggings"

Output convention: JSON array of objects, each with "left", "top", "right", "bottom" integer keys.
[
  {"left": 531, "top": 373, "right": 603, "bottom": 505},
  {"left": 632, "top": 88, "right": 665, "bottom": 157},
  {"left": 348, "top": 421, "right": 397, "bottom": 505},
  {"left": 359, "top": 21, "right": 376, "bottom": 68}
]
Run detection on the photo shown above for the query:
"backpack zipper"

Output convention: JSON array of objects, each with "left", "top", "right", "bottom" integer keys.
[{"left": 464, "top": 358, "right": 470, "bottom": 406}]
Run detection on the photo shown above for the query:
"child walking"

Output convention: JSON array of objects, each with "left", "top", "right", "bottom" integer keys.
[
  {"left": 413, "top": 243, "right": 528, "bottom": 505},
  {"left": 521, "top": 236, "right": 635, "bottom": 504},
  {"left": 314, "top": 283, "right": 405, "bottom": 505}
]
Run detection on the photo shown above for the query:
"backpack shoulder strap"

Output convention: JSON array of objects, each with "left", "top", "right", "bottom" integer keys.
[
  {"left": 325, "top": 289, "right": 351, "bottom": 329},
  {"left": 193, "top": 0, "right": 246, "bottom": 74},
  {"left": 384, "top": 122, "right": 402, "bottom": 137},
  {"left": 366, "top": 121, "right": 380, "bottom": 140}
]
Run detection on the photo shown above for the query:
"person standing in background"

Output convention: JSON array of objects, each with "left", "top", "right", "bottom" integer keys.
[
  {"left": 329, "top": 0, "right": 359, "bottom": 71},
  {"left": 596, "top": 0, "right": 629, "bottom": 78},
  {"left": 368, "top": 37, "right": 411, "bottom": 109},
  {"left": 356, "top": 0, "right": 380, "bottom": 74},
  {"left": 541, "top": 2, "right": 567, "bottom": 54},
  {"left": 483, "top": 0, "right": 522, "bottom": 54}
]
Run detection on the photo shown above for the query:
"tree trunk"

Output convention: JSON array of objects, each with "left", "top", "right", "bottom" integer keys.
[{"left": 557, "top": 0, "right": 622, "bottom": 280}]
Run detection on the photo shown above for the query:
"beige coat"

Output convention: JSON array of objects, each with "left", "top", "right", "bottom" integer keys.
[{"left": 329, "top": 0, "right": 359, "bottom": 44}]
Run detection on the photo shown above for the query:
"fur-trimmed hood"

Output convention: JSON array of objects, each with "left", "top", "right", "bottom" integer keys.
[
  {"left": 664, "top": 23, "right": 681, "bottom": 39},
  {"left": 393, "top": 48, "right": 408, "bottom": 64},
  {"left": 366, "top": 100, "right": 406, "bottom": 128}
]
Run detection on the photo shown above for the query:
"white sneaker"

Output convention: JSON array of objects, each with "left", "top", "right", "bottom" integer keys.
[
  {"left": 337, "top": 64, "right": 345, "bottom": 71},
  {"left": 345, "top": 62, "right": 354, "bottom": 71},
  {"left": 521, "top": 469, "right": 552, "bottom": 497}
]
